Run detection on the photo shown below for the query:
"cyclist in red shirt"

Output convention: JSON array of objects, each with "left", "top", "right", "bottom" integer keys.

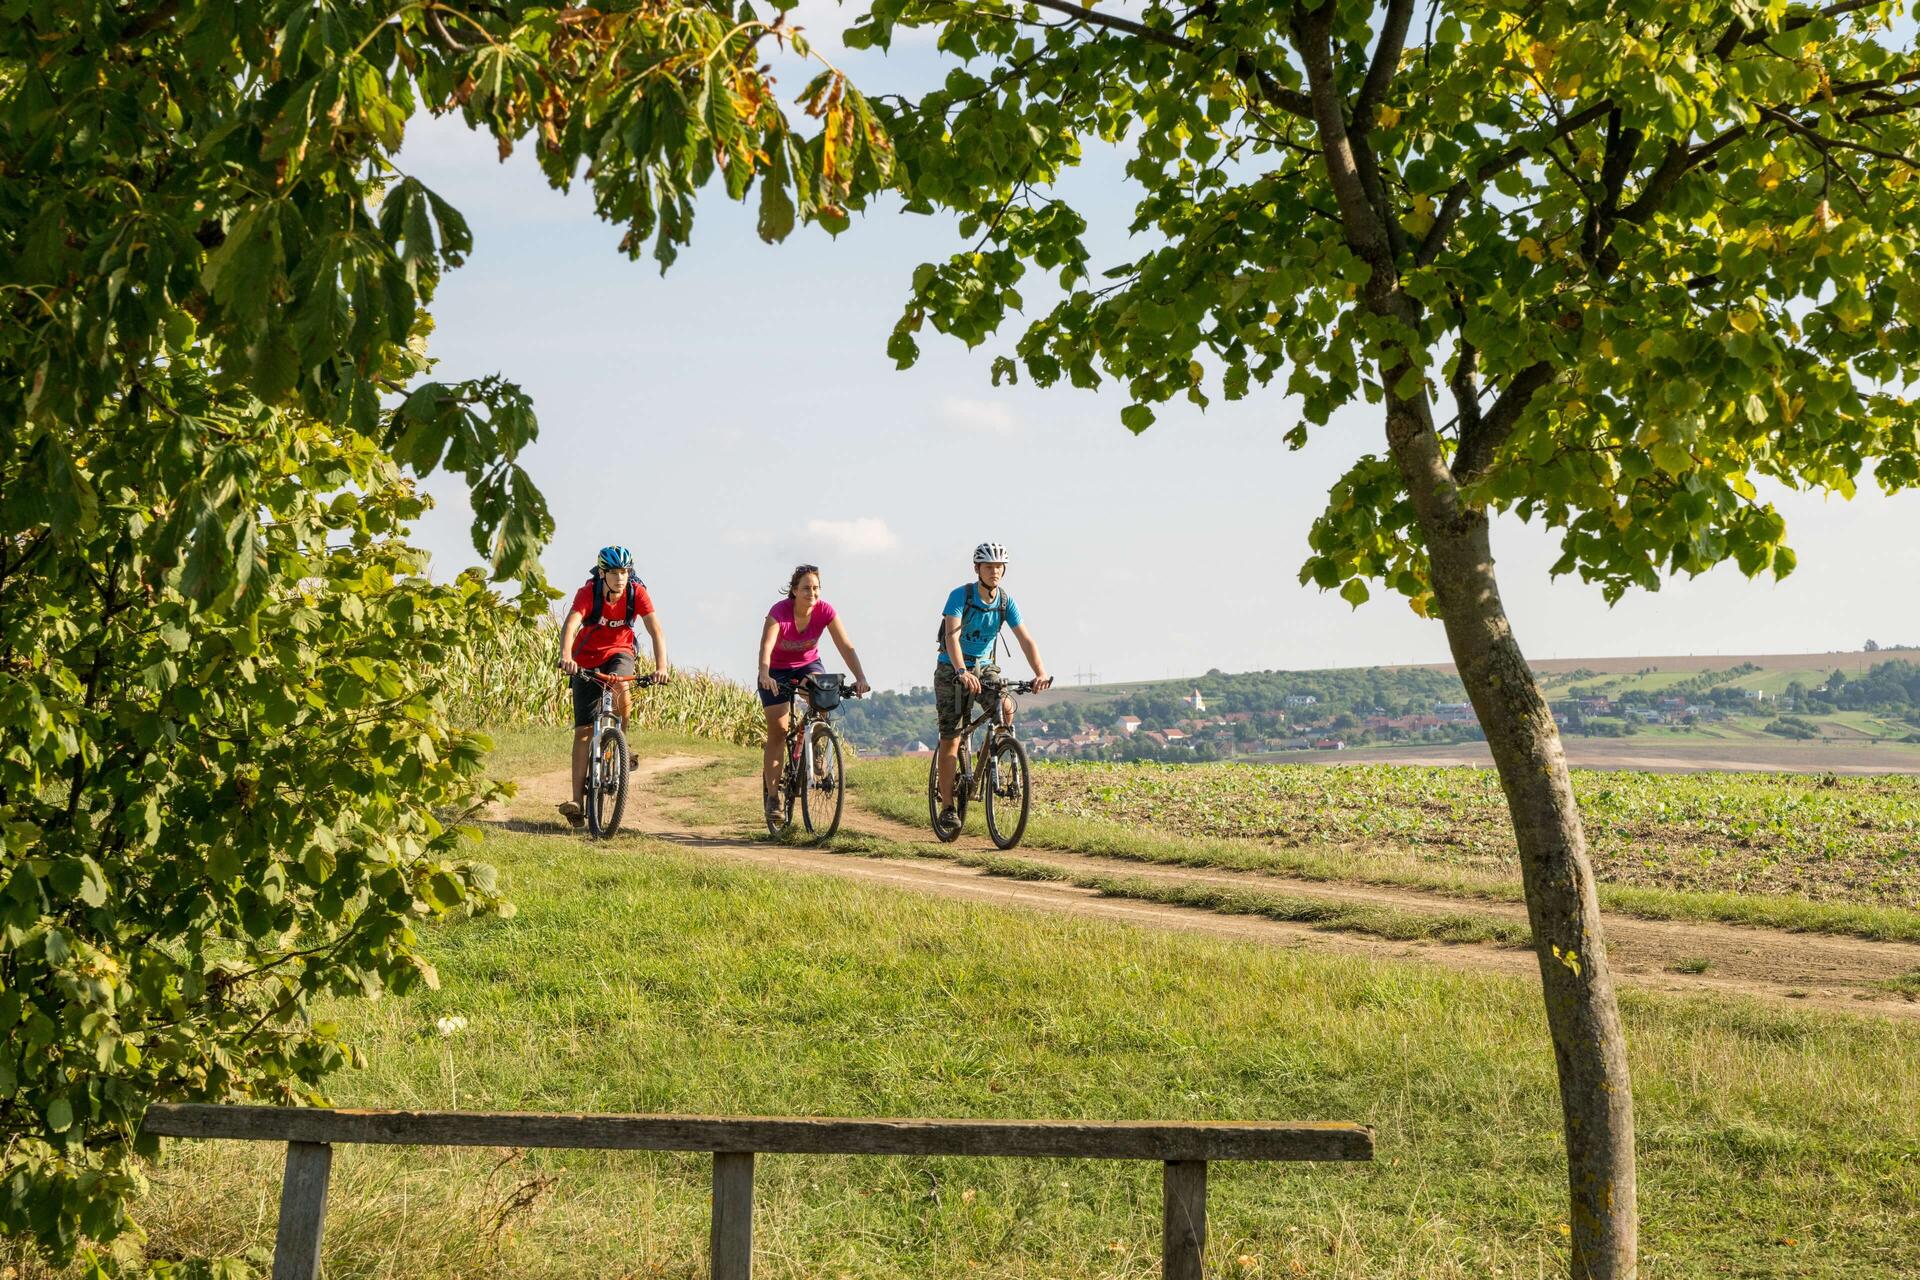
[{"left": 555, "top": 545, "right": 670, "bottom": 827}]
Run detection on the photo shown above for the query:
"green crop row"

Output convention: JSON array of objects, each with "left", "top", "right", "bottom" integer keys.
[
  {"left": 438, "top": 614, "right": 765, "bottom": 746},
  {"left": 1034, "top": 760, "right": 1920, "bottom": 910}
]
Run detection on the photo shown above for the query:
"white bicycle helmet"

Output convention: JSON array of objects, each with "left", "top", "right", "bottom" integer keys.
[{"left": 973, "top": 541, "right": 1009, "bottom": 564}]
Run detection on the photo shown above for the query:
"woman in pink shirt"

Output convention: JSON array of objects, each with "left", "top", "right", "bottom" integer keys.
[{"left": 757, "top": 564, "right": 871, "bottom": 815}]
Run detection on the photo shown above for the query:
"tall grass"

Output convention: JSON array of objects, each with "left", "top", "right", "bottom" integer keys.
[{"left": 440, "top": 613, "right": 764, "bottom": 745}]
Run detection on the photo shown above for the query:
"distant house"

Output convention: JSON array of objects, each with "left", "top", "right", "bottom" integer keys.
[
  {"left": 904, "top": 741, "right": 934, "bottom": 757},
  {"left": 1116, "top": 715, "right": 1143, "bottom": 734},
  {"left": 1284, "top": 694, "right": 1318, "bottom": 709},
  {"left": 1184, "top": 688, "right": 1207, "bottom": 712},
  {"left": 1140, "top": 731, "right": 1168, "bottom": 747},
  {"left": 1163, "top": 728, "right": 1188, "bottom": 742},
  {"left": 1658, "top": 696, "right": 1688, "bottom": 711},
  {"left": 1435, "top": 701, "right": 1476, "bottom": 721},
  {"left": 1313, "top": 737, "right": 1346, "bottom": 750},
  {"left": 1578, "top": 697, "right": 1614, "bottom": 715}
]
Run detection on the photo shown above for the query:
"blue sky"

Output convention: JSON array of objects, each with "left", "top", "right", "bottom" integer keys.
[{"left": 395, "top": 6, "right": 1920, "bottom": 691}]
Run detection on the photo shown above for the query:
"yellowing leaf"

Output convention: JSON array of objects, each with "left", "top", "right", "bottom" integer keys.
[
  {"left": 1759, "top": 161, "right": 1785, "bottom": 191},
  {"left": 1375, "top": 104, "right": 1402, "bottom": 128},
  {"left": 1518, "top": 237, "right": 1545, "bottom": 263},
  {"left": 1729, "top": 310, "right": 1759, "bottom": 335}
]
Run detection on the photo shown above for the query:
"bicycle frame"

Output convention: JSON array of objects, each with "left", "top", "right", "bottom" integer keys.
[{"left": 951, "top": 679, "right": 1034, "bottom": 799}]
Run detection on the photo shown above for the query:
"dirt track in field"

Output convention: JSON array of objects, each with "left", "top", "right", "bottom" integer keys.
[{"left": 495, "top": 754, "right": 1920, "bottom": 1022}]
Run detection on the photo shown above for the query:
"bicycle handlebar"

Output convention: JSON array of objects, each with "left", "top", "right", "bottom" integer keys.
[
  {"left": 561, "top": 669, "right": 664, "bottom": 688},
  {"left": 975, "top": 677, "right": 1041, "bottom": 695},
  {"left": 797, "top": 673, "right": 864, "bottom": 699}
]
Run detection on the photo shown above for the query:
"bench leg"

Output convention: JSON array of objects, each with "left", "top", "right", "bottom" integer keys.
[
  {"left": 1162, "top": 1159, "right": 1206, "bottom": 1280},
  {"left": 711, "top": 1151, "right": 755, "bottom": 1280},
  {"left": 273, "top": 1141, "right": 333, "bottom": 1280}
]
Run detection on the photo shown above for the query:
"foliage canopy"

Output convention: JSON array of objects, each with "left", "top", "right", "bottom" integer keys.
[
  {"left": 1, "top": 0, "right": 888, "bottom": 1262},
  {"left": 862, "top": 0, "right": 1920, "bottom": 608}
]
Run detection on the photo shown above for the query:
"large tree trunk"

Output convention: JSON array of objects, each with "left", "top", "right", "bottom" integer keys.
[{"left": 1386, "top": 395, "right": 1639, "bottom": 1279}]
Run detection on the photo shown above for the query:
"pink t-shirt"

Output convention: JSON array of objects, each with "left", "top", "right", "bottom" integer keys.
[{"left": 767, "top": 598, "right": 837, "bottom": 670}]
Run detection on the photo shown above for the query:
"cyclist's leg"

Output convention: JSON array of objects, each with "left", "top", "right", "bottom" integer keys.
[
  {"left": 934, "top": 663, "right": 968, "bottom": 807},
  {"left": 605, "top": 651, "right": 637, "bottom": 726},
  {"left": 565, "top": 673, "right": 597, "bottom": 817},
  {"left": 758, "top": 666, "right": 806, "bottom": 797},
  {"left": 762, "top": 704, "right": 790, "bottom": 796}
]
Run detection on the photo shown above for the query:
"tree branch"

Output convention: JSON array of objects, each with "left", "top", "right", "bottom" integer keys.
[
  {"left": 1453, "top": 361, "right": 1556, "bottom": 481},
  {"left": 1354, "top": 0, "right": 1414, "bottom": 126},
  {"left": 1417, "top": 181, "right": 1468, "bottom": 266},
  {"left": 1014, "top": 0, "right": 1317, "bottom": 119},
  {"left": 1290, "top": 5, "right": 1393, "bottom": 264},
  {"left": 1761, "top": 103, "right": 1918, "bottom": 165}
]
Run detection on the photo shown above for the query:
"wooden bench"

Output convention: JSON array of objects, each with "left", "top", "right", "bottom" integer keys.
[{"left": 143, "top": 1104, "right": 1373, "bottom": 1280}]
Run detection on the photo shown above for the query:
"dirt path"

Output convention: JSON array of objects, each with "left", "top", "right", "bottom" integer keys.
[{"left": 495, "top": 751, "right": 1920, "bottom": 1021}]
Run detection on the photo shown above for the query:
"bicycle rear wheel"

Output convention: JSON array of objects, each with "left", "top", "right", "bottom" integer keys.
[
  {"left": 801, "top": 723, "right": 845, "bottom": 838},
  {"left": 984, "top": 737, "right": 1031, "bottom": 850},
  {"left": 586, "top": 726, "right": 629, "bottom": 839}
]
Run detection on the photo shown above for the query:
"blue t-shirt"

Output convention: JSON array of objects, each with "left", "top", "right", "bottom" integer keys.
[{"left": 937, "top": 584, "right": 1022, "bottom": 667}]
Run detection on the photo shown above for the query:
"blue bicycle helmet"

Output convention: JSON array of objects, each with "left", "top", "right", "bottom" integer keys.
[{"left": 597, "top": 544, "right": 634, "bottom": 570}]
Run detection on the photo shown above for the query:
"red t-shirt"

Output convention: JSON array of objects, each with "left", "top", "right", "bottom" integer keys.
[{"left": 569, "top": 579, "right": 655, "bottom": 668}]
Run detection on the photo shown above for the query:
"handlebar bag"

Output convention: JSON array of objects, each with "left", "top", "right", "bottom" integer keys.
[{"left": 807, "top": 673, "right": 844, "bottom": 711}]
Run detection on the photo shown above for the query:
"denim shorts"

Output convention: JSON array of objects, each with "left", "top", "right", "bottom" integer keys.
[{"left": 759, "top": 660, "right": 825, "bottom": 709}]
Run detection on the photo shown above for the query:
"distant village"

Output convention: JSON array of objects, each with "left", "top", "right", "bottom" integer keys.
[{"left": 838, "top": 654, "right": 1920, "bottom": 760}]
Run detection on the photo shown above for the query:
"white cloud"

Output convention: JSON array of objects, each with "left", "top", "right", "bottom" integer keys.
[
  {"left": 938, "top": 396, "right": 1018, "bottom": 436},
  {"left": 804, "top": 517, "right": 900, "bottom": 555}
]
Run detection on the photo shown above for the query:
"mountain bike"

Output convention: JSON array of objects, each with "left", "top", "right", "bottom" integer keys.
[
  {"left": 928, "top": 677, "right": 1036, "bottom": 850},
  {"left": 766, "top": 673, "right": 862, "bottom": 839},
  {"left": 577, "top": 671, "right": 660, "bottom": 840}
]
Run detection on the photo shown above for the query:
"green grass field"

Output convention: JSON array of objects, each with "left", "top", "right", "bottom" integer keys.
[{"left": 59, "top": 739, "right": 1918, "bottom": 1279}]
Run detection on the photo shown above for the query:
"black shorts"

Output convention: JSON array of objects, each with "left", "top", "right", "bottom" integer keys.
[
  {"left": 571, "top": 651, "right": 636, "bottom": 727},
  {"left": 758, "top": 660, "right": 825, "bottom": 709}
]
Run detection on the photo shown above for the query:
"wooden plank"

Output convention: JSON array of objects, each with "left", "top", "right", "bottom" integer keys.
[
  {"left": 273, "top": 1141, "right": 333, "bottom": 1280},
  {"left": 710, "top": 1151, "right": 754, "bottom": 1280},
  {"left": 143, "top": 1106, "right": 1373, "bottom": 1163},
  {"left": 1161, "top": 1160, "right": 1206, "bottom": 1280}
]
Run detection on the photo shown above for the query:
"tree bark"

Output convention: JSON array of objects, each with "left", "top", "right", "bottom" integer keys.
[
  {"left": 1288, "top": 8, "right": 1639, "bottom": 1269},
  {"left": 1383, "top": 388, "right": 1639, "bottom": 1280}
]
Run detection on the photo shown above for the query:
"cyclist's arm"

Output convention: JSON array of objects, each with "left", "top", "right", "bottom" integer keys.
[
  {"left": 558, "top": 608, "right": 586, "bottom": 674},
  {"left": 757, "top": 617, "right": 780, "bottom": 691},
  {"left": 941, "top": 615, "right": 968, "bottom": 669},
  {"left": 825, "top": 616, "right": 870, "bottom": 693},
  {"left": 1010, "top": 623, "right": 1052, "bottom": 690},
  {"left": 640, "top": 612, "right": 670, "bottom": 679},
  {"left": 942, "top": 615, "right": 980, "bottom": 691}
]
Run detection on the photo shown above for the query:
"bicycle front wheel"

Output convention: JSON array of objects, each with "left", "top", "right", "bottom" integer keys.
[
  {"left": 984, "top": 737, "right": 1031, "bottom": 850},
  {"left": 801, "top": 723, "right": 845, "bottom": 838},
  {"left": 587, "top": 726, "right": 629, "bottom": 839}
]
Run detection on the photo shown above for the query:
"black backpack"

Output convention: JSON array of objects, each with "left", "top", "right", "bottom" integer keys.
[
  {"left": 935, "top": 584, "right": 1010, "bottom": 659},
  {"left": 584, "top": 568, "right": 645, "bottom": 629}
]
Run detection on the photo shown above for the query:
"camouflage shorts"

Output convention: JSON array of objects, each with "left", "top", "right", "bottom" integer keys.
[{"left": 934, "top": 663, "right": 1000, "bottom": 739}]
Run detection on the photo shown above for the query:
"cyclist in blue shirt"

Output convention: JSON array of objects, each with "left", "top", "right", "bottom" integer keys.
[{"left": 934, "top": 541, "right": 1051, "bottom": 836}]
